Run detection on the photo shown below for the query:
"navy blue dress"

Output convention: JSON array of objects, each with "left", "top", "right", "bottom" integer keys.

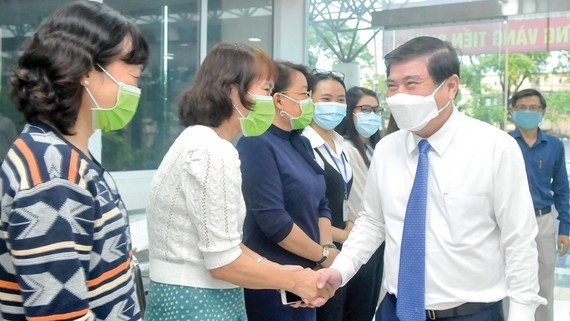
[{"left": 237, "top": 125, "right": 331, "bottom": 321}]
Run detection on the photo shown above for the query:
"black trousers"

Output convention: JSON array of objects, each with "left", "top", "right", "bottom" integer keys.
[{"left": 376, "top": 294, "right": 504, "bottom": 321}]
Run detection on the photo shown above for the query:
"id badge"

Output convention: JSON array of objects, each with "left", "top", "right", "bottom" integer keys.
[{"left": 343, "top": 198, "right": 349, "bottom": 222}]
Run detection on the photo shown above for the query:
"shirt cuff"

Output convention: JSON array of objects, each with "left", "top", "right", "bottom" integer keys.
[
  {"left": 203, "top": 246, "right": 242, "bottom": 270},
  {"left": 329, "top": 252, "right": 356, "bottom": 287},
  {"left": 507, "top": 298, "right": 542, "bottom": 321},
  {"left": 319, "top": 209, "right": 332, "bottom": 220},
  {"left": 270, "top": 220, "right": 294, "bottom": 243},
  {"left": 559, "top": 220, "right": 569, "bottom": 236}
]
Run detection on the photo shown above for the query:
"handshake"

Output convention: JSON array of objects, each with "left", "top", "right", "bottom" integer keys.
[{"left": 279, "top": 266, "right": 343, "bottom": 308}]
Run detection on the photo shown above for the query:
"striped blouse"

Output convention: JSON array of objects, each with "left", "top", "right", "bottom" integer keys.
[{"left": 0, "top": 122, "right": 140, "bottom": 320}]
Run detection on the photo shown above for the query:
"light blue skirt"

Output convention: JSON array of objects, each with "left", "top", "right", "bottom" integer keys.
[{"left": 145, "top": 281, "right": 248, "bottom": 321}]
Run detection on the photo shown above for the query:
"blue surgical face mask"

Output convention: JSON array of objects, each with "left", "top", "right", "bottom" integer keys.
[
  {"left": 313, "top": 102, "right": 347, "bottom": 130},
  {"left": 513, "top": 110, "right": 542, "bottom": 130},
  {"left": 354, "top": 112, "right": 382, "bottom": 138}
]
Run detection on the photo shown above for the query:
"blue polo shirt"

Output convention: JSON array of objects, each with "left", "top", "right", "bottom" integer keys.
[{"left": 510, "top": 128, "right": 570, "bottom": 235}]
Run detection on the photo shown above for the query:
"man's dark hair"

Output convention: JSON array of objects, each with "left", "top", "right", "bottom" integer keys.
[
  {"left": 385, "top": 36, "right": 460, "bottom": 85},
  {"left": 510, "top": 88, "right": 547, "bottom": 109}
]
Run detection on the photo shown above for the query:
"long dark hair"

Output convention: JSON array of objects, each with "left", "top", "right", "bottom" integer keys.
[
  {"left": 336, "top": 86, "right": 381, "bottom": 167},
  {"left": 178, "top": 42, "right": 277, "bottom": 127},
  {"left": 10, "top": 0, "right": 149, "bottom": 135}
]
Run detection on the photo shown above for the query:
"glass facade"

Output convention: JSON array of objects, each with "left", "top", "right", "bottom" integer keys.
[
  {"left": 0, "top": 0, "right": 274, "bottom": 169},
  {"left": 1, "top": 0, "right": 569, "bottom": 318}
]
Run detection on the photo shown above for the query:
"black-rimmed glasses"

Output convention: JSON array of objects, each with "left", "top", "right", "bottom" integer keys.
[
  {"left": 511, "top": 104, "right": 544, "bottom": 112},
  {"left": 355, "top": 104, "right": 384, "bottom": 115},
  {"left": 312, "top": 68, "right": 345, "bottom": 82}
]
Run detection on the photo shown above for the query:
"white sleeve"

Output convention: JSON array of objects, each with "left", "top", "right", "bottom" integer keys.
[
  {"left": 181, "top": 144, "right": 243, "bottom": 270},
  {"left": 330, "top": 152, "right": 386, "bottom": 286},
  {"left": 493, "top": 136, "right": 546, "bottom": 320}
]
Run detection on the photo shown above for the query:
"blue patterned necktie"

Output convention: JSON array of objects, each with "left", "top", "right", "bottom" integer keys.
[{"left": 397, "top": 139, "right": 431, "bottom": 321}]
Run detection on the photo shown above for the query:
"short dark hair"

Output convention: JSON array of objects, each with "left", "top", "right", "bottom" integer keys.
[
  {"left": 272, "top": 61, "right": 313, "bottom": 95},
  {"left": 385, "top": 36, "right": 460, "bottom": 85},
  {"left": 178, "top": 42, "right": 277, "bottom": 127},
  {"left": 510, "top": 88, "right": 547, "bottom": 109},
  {"left": 335, "top": 86, "right": 380, "bottom": 167},
  {"left": 10, "top": 0, "right": 149, "bottom": 135}
]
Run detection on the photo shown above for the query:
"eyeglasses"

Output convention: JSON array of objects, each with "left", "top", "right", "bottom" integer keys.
[
  {"left": 312, "top": 68, "right": 345, "bottom": 82},
  {"left": 280, "top": 90, "right": 312, "bottom": 99},
  {"left": 355, "top": 105, "right": 384, "bottom": 115},
  {"left": 511, "top": 104, "right": 544, "bottom": 112}
]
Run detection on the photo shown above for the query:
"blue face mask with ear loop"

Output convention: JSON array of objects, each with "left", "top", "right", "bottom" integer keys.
[
  {"left": 513, "top": 110, "right": 543, "bottom": 130},
  {"left": 354, "top": 112, "right": 382, "bottom": 138},
  {"left": 312, "top": 102, "right": 347, "bottom": 130}
]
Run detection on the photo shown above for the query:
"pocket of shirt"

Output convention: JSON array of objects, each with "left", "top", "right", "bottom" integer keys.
[{"left": 442, "top": 194, "right": 489, "bottom": 244}]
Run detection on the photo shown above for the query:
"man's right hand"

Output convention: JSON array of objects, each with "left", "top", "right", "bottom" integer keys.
[
  {"left": 290, "top": 268, "right": 333, "bottom": 307},
  {"left": 310, "top": 268, "right": 342, "bottom": 307}
]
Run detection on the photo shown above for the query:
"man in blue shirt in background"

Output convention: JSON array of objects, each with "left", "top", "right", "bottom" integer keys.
[{"left": 509, "top": 88, "right": 570, "bottom": 321}]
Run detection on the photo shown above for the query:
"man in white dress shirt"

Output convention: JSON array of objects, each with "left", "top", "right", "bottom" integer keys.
[{"left": 316, "top": 36, "right": 545, "bottom": 321}]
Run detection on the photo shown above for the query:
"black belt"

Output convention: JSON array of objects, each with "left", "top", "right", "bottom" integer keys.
[
  {"left": 535, "top": 206, "right": 551, "bottom": 216},
  {"left": 387, "top": 294, "right": 498, "bottom": 319},
  {"left": 426, "top": 301, "right": 499, "bottom": 319}
]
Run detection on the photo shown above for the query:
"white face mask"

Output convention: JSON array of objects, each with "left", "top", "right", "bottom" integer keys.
[{"left": 386, "top": 81, "right": 451, "bottom": 132}]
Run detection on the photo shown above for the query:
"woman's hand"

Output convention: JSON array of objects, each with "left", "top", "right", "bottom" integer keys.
[{"left": 289, "top": 268, "right": 333, "bottom": 307}]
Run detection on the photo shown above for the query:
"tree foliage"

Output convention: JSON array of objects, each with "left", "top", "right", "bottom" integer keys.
[
  {"left": 476, "top": 52, "right": 550, "bottom": 98},
  {"left": 308, "top": 0, "right": 408, "bottom": 68},
  {"left": 461, "top": 52, "right": 552, "bottom": 128},
  {"left": 545, "top": 90, "right": 570, "bottom": 134},
  {"left": 307, "top": 22, "right": 373, "bottom": 69}
]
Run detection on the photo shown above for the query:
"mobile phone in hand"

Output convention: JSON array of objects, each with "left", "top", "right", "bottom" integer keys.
[{"left": 279, "top": 289, "right": 302, "bottom": 305}]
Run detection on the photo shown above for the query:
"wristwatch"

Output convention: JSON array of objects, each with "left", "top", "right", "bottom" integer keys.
[
  {"left": 322, "top": 242, "right": 337, "bottom": 250},
  {"left": 315, "top": 246, "right": 329, "bottom": 265}
]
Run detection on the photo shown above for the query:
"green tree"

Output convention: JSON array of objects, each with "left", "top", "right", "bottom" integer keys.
[
  {"left": 461, "top": 52, "right": 550, "bottom": 128},
  {"left": 307, "top": 22, "right": 373, "bottom": 69},
  {"left": 553, "top": 50, "right": 570, "bottom": 73},
  {"left": 308, "top": 1, "right": 408, "bottom": 70},
  {"left": 477, "top": 52, "right": 550, "bottom": 98},
  {"left": 545, "top": 90, "right": 570, "bottom": 135}
]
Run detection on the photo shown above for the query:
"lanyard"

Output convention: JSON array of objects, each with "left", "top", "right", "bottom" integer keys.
[
  {"left": 323, "top": 144, "right": 348, "bottom": 198},
  {"left": 366, "top": 145, "right": 374, "bottom": 158}
]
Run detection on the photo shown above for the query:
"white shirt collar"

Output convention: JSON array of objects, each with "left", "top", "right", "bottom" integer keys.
[
  {"left": 405, "top": 106, "right": 462, "bottom": 157},
  {"left": 303, "top": 125, "right": 345, "bottom": 153}
]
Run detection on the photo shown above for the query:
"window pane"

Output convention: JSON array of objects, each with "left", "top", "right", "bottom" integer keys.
[
  {"left": 207, "top": 0, "right": 273, "bottom": 55},
  {"left": 103, "top": 0, "right": 200, "bottom": 170},
  {"left": 0, "top": 1, "right": 71, "bottom": 163}
]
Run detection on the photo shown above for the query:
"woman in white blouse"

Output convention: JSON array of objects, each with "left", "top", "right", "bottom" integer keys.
[
  {"left": 145, "top": 42, "right": 327, "bottom": 321},
  {"left": 302, "top": 71, "right": 353, "bottom": 321}
]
